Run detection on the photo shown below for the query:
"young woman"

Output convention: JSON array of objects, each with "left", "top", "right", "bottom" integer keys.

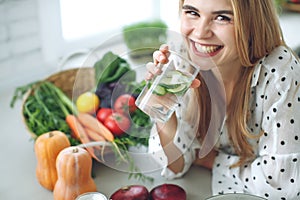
[{"left": 146, "top": 0, "right": 300, "bottom": 199}]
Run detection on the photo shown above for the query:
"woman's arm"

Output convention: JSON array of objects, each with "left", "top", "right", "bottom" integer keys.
[
  {"left": 156, "top": 114, "right": 185, "bottom": 173},
  {"left": 147, "top": 88, "right": 201, "bottom": 179},
  {"left": 146, "top": 44, "right": 201, "bottom": 177}
]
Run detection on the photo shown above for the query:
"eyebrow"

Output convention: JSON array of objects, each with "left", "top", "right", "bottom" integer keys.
[{"left": 182, "top": 5, "right": 234, "bottom": 15}]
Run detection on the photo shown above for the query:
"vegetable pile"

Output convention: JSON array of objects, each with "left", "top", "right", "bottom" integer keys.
[
  {"left": 11, "top": 51, "right": 154, "bottom": 185},
  {"left": 93, "top": 51, "right": 152, "bottom": 148},
  {"left": 11, "top": 51, "right": 152, "bottom": 147}
]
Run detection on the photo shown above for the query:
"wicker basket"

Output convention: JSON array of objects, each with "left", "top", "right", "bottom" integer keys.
[
  {"left": 22, "top": 67, "right": 95, "bottom": 139},
  {"left": 45, "top": 67, "right": 95, "bottom": 100}
]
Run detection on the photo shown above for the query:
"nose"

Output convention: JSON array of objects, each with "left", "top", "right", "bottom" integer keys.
[{"left": 193, "top": 18, "right": 213, "bottom": 38}]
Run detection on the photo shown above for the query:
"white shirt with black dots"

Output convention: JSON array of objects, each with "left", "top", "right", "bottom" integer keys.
[{"left": 148, "top": 46, "right": 300, "bottom": 200}]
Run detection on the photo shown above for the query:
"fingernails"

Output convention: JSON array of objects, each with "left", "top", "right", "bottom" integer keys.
[
  {"left": 154, "top": 68, "right": 162, "bottom": 75},
  {"left": 146, "top": 73, "right": 153, "bottom": 80},
  {"left": 158, "top": 55, "right": 167, "bottom": 63}
]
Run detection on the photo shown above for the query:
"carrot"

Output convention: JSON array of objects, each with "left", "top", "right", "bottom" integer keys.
[
  {"left": 85, "top": 127, "right": 106, "bottom": 142},
  {"left": 66, "top": 115, "right": 84, "bottom": 140},
  {"left": 84, "top": 127, "right": 106, "bottom": 162},
  {"left": 65, "top": 114, "right": 99, "bottom": 161},
  {"left": 77, "top": 113, "right": 115, "bottom": 142}
]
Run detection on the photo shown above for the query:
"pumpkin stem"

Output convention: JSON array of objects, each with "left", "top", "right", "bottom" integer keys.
[
  {"left": 73, "top": 147, "right": 79, "bottom": 153},
  {"left": 48, "top": 132, "right": 54, "bottom": 138}
]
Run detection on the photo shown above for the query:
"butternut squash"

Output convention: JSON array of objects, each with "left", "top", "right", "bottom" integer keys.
[
  {"left": 34, "top": 131, "right": 70, "bottom": 191},
  {"left": 53, "top": 146, "right": 97, "bottom": 200}
]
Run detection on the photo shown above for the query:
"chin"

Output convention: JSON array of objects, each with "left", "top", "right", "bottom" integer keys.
[{"left": 188, "top": 49, "right": 219, "bottom": 71}]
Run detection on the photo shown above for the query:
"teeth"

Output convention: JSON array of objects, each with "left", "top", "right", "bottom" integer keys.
[{"left": 195, "top": 43, "right": 221, "bottom": 53}]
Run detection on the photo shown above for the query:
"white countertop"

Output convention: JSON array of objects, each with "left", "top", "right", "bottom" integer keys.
[{"left": 0, "top": 83, "right": 212, "bottom": 200}]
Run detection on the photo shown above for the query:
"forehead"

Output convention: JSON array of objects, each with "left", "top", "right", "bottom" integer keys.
[{"left": 183, "top": 0, "right": 233, "bottom": 11}]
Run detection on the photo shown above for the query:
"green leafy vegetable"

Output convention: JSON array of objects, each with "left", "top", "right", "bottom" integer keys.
[
  {"left": 94, "top": 51, "right": 132, "bottom": 84},
  {"left": 10, "top": 81, "right": 80, "bottom": 145}
]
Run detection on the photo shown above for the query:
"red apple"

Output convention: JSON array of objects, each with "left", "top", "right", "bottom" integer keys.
[
  {"left": 110, "top": 185, "right": 149, "bottom": 200},
  {"left": 150, "top": 184, "right": 187, "bottom": 200}
]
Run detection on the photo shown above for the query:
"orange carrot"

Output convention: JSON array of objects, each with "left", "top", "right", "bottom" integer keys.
[
  {"left": 65, "top": 114, "right": 99, "bottom": 161},
  {"left": 66, "top": 115, "right": 84, "bottom": 140},
  {"left": 77, "top": 113, "right": 114, "bottom": 142},
  {"left": 85, "top": 127, "right": 106, "bottom": 142},
  {"left": 84, "top": 128, "right": 105, "bottom": 162}
]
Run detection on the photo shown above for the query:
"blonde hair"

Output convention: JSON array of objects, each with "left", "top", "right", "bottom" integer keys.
[{"left": 180, "top": 0, "right": 285, "bottom": 166}]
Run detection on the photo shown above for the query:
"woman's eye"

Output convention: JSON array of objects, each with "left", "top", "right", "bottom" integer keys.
[
  {"left": 215, "top": 15, "right": 233, "bottom": 24},
  {"left": 184, "top": 10, "right": 200, "bottom": 17}
]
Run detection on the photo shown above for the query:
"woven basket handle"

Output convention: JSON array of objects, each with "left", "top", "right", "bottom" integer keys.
[{"left": 57, "top": 49, "right": 90, "bottom": 71}]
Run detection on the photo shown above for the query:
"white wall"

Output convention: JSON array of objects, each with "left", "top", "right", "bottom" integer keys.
[
  {"left": 279, "top": 12, "right": 300, "bottom": 50},
  {"left": 0, "top": 0, "right": 52, "bottom": 92}
]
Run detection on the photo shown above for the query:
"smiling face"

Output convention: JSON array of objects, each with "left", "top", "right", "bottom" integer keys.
[{"left": 180, "top": 0, "right": 241, "bottom": 71}]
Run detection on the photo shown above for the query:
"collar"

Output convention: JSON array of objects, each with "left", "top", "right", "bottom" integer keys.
[{"left": 250, "top": 58, "right": 264, "bottom": 88}]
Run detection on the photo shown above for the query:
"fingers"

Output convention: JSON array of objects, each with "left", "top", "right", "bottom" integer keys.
[
  {"left": 159, "top": 44, "right": 170, "bottom": 54},
  {"left": 145, "top": 72, "right": 153, "bottom": 81},
  {"left": 145, "top": 62, "right": 163, "bottom": 81},
  {"left": 146, "top": 44, "right": 170, "bottom": 81},
  {"left": 190, "top": 79, "right": 201, "bottom": 88},
  {"left": 145, "top": 62, "right": 155, "bottom": 80},
  {"left": 153, "top": 44, "right": 170, "bottom": 65},
  {"left": 153, "top": 51, "right": 169, "bottom": 65}
]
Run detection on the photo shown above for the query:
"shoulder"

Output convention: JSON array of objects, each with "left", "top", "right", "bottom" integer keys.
[
  {"left": 262, "top": 46, "right": 299, "bottom": 74},
  {"left": 257, "top": 46, "right": 300, "bottom": 92}
]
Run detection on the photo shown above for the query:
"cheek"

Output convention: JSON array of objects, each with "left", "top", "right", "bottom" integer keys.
[
  {"left": 219, "top": 27, "right": 236, "bottom": 46},
  {"left": 180, "top": 18, "right": 192, "bottom": 36}
]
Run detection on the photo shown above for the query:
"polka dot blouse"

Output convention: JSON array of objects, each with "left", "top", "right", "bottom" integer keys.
[{"left": 148, "top": 46, "right": 300, "bottom": 200}]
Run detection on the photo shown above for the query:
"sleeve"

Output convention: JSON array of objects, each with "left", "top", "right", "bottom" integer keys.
[
  {"left": 147, "top": 89, "right": 201, "bottom": 180},
  {"left": 212, "top": 48, "right": 300, "bottom": 199}
]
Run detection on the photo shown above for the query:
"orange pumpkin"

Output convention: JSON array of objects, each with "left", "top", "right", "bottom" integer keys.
[
  {"left": 34, "top": 131, "right": 71, "bottom": 191},
  {"left": 53, "top": 146, "right": 97, "bottom": 200}
]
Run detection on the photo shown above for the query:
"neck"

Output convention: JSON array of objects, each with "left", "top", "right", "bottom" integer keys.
[
  {"left": 222, "top": 63, "right": 242, "bottom": 84},
  {"left": 213, "top": 62, "right": 243, "bottom": 106}
]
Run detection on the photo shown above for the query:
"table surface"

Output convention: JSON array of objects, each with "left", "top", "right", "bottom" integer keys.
[{"left": 1, "top": 84, "right": 212, "bottom": 200}]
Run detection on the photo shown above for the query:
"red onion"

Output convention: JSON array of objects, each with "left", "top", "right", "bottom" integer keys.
[
  {"left": 150, "top": 184, "right": 187, "bottom": 200},
  {"left": 110, "top": 185, "right": 149, "bottom": 200}
]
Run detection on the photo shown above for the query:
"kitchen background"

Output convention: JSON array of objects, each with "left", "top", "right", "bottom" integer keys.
[
  {"left": 0, "top": 1, "right": 299, "bottom": 200},
  {"left": 0, "top": 0, "right": 44, "bottom": 91},
  {"left": 0, "top": 0, "right": 179, "bottom": 92},
  {"left": 1, "top": 0, "right": 300, "bottom": 94}
]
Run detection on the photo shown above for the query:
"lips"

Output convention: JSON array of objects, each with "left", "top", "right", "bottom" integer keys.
[{"left": 194, "top": 43, "right": 223, "bottom": 54}]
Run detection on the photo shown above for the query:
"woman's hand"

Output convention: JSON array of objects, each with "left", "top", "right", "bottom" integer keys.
[
  {"left": 145, "top": 44, "right": 169, "bottom": 80},
  {"left": 145, "top": 44, "right": 201, "bottom": 88}
]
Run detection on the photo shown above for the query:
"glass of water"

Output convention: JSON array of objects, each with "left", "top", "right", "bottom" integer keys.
[{"left": 135, "top": 51, "right": 200, "bottom": 122}]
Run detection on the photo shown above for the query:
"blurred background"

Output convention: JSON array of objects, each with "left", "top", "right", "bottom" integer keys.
[
  {"left": 0, "top": 1, "right": 299, "bottom": 199},
  {"left": 0, "top": 0, "right": 300, "bottom": 92}
]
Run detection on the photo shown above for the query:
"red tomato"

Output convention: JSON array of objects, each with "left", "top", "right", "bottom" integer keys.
[
  {"left": 104, "top": 113, "right": 131, "bottom": 136},
  {"left": 96, "top": 108, "right": 113, "bottom": 123},
  {"left": 114, "top": 94, "right": 137, "bottom": 115}
]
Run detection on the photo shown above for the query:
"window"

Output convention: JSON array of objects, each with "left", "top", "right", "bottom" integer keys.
[
  {"left": 60, "top": 0, "right": 156, "bottom": 41},
  {"left": 38, "top": 0, "right": 179, "bottom": 63}
]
